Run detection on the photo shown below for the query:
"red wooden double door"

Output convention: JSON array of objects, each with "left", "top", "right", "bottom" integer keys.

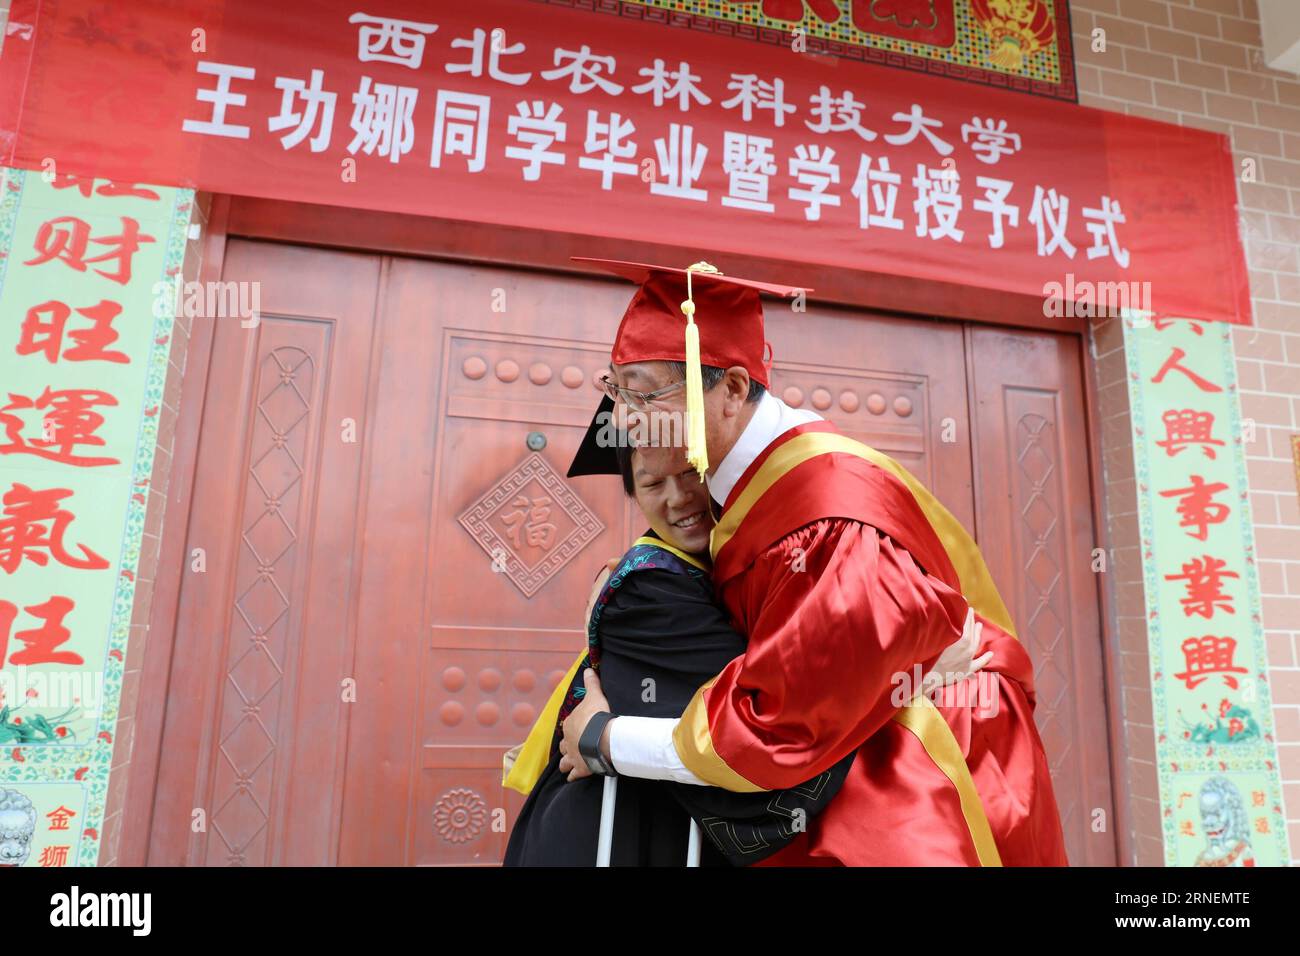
[{"left": 149, "top": 240, "right": 1116, "bottom": 865}]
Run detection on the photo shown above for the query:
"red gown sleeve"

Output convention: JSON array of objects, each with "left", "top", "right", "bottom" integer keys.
[{"left": 674, "top": 516, "right": 971, "bottom": 791}]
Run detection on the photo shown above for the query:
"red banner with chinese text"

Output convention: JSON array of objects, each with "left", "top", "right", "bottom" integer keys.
[{"left": 0, "top": 0, "right": 1251, "bottom": 325}]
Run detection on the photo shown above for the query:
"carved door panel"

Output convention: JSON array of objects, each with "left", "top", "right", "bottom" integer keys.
[
  {"left": 338, "top": 258, "right": 637, "bottom": 865},
  {"left": 150, "top": 241, "right": 384, "bottom": 865},
  {"left": 968, "top": 326, "right": 1114, "bottom": 866}
]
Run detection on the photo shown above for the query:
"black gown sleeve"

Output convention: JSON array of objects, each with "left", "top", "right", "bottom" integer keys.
[
  {"left": 596, "top": 569, "right": 856, "bottom": 865},
  {"left": 504, "top": 566, "right": 854, "bottom": 866},
  {"left": 594, "top": 569, "right": 749, "bottom": 719},
  {"left": 503, "top": 569, "right": 737, "bottom": 867}
]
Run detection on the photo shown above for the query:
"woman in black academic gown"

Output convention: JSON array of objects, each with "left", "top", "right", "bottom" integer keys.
[{"left": 503, "top": 402, "right": 853, "bottom": 866}]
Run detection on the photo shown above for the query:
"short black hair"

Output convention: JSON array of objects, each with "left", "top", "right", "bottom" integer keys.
[{"left": 663, "top": 361, "right": 765, "bottom": 403}]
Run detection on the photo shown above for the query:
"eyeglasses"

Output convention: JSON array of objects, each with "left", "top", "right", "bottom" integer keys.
[{"left": 599, "top": 375, "right": 686, "bottom": 411}]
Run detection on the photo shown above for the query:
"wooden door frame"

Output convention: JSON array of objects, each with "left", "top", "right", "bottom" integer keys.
[
  {"left": 120, "top": 194, "right": 230, "bottom": 864},
  {"left": 123, "top": 193, "right": 1133, "bottom": 867}
]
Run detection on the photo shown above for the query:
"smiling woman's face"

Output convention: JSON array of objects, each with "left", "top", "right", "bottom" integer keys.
[{"left": 630, "top": 443, "right": 714, "bottom": 555}]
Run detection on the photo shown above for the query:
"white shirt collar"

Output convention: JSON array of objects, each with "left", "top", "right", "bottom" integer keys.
[{"left": 708, "top": 390, "right": 822, "bottom": 508}]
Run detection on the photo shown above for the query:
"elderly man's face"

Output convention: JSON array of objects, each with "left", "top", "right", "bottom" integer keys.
[
  {"left": 609, "top": 360, "right": 747, "bottom": 470},
  {"left": 609, "top": 361, "right": 684, "bottom": 408}
]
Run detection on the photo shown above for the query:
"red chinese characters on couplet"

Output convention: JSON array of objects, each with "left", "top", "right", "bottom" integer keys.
[
  {"left": 46, "top": 806, "right": 78, "bottom": 830},
  {"left": 16, "top": 300, "right": 129, "bottom": 364},
  {"left": 1173, "top": 636, "right": 1249, "bottom": 691},
  {"left": 0, "top": 387, "right": 120, "bottom": 467},
  {"left": 1, "top": 179, "right": 160, "bottom": 680},
  {"left": 23, "top": 215, "right": 155, "bottom": 286},
  {"left": 46, "top": 806, "right": 76, "bottom": 832},
  {"left": 1164, "top": 555, "right": 1238, "bottom": 619},
  {"left": 49, "top": 173, "right": 160, "bottom": 201},
  {"left": 1145, "top": 329, "right": 1252, "bottom": 729},
  {"left": 39, "top": 846, "right": 72, "bottom": 867},
  {"left": 1157, "top": 474, "right": 1231, "bottom": 542},
  {"left": 0, "top": 483, "right": 109, "bottom": 575},
  {"left": 0, "top": 180, "right": 162, "bottom": 683},
  {"left": 0, "top": 596, "right": 85, "bottom": 667},
  {"left": 1156, "top": 409, "right": 1224, "bottom": 460},
  {"left": 1150, "top": 346, "right": 1224, "bottom": 394}
]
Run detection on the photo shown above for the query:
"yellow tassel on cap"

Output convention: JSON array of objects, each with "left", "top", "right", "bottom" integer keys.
[{"left": 681, "top": 262, "right": 718, "bottom": 479}]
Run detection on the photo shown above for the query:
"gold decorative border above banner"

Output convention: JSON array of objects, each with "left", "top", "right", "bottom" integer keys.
[{"left": 546, "top": 0, "right": 1076, "bottom": 101}]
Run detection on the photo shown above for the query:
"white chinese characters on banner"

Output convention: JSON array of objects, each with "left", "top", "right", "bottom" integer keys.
[
  {"left": 807, "top": 86, "right": 876, "bottom": 142},
  {"left": 541, "top": 46, "right": 623, "bottom": 96},
  {"left": 269, "top": 69, "right": 336, "bottom": 152},
  {"left": 349, "top": 13, "right": 438, "bottom": 70},
  {"left": 634, "top": 60, "right": 711, "bottom": 111},
  {"left": 178, "top": 17, "right": 1128, "bottom": 266},
  {"left": 962, "top": 117, "right": 1021, "bottom": 164},
  {"left": 914, "top": 164, "right": 963, "bottom": 242},
  {"left": 788, "top": 144, "right": 839, "bottom": 222},
  {"left": 721, "top": 74, "right": 794, "bottom": 126},
  {"left": 850, "top": 156, "right": 903, "bottom": 230},
  {"left": 431, "top": 91, "right": 490, "bottom": 172},
  {"left": 885, "top": 104, "right": 953, "bottom": 157},
  {"left": 975, "top": 177, "right": 1018, "bottom": 250},
  {"left": 579, "top": 111, "right": 638, "bottom": 190},
  {"left": 507, "top": 101, "right": 566, "bottom": 181},
  {"left": 182, "top": 62, "right": 256, "bottom": 139},
  {"left": 1028, "top": 187, "right": 1078, "bottom": 259},
  {"left": 721, "top": 132, "right": 776, "bottom": 213},
  {"left": 446, "top": 27, "right": 531, "bottom": 85},
  {"left": 652, "top": 123, "right": 707, "bottom": 202},
  {"left": 348, "top": 77, "right": 418, "bottom": 163}
]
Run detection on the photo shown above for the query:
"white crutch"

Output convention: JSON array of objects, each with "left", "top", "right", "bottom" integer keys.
[
  {"left": 596, "top": 776, "right": 618, "bottom": 866},
  {"left": 686, "top": 816, "right": 702, "bottom": 867},
  {"left": 596, "top": 775, "right": 704, "bottom": 866}
]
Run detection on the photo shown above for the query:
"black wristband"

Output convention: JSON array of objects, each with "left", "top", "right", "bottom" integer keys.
[{"left": 578, "top": 711, "right": 618, "bottom": 776}]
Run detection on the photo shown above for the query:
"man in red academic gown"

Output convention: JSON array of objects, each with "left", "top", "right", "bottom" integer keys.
[{"left": 558, "top": 257, "right": 1069, "bottom": 866}]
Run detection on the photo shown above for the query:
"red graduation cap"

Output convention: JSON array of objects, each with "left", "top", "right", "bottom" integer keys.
[
  {"left": 574, "top": 257, "right": 810, "bottom": 390},
  {"left": 573, "top": 256, "right": 811, "bottom": 477}
]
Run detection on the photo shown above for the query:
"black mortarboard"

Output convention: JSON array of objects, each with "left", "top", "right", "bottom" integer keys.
[{"left": 567, "top": 394, "right": 620, "bottom": 478}]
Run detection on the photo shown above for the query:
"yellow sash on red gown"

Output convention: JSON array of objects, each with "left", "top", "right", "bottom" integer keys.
[{"left": 673, "top": 422, "right": 1021, "bottom": 866}]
